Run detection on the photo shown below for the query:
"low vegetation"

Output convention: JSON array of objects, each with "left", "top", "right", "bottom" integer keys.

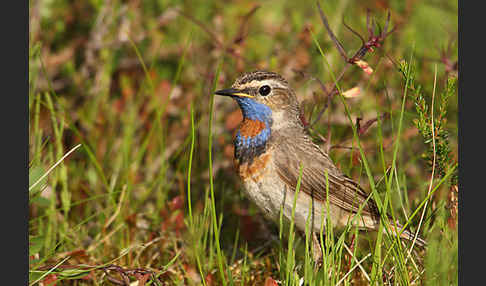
[{"left": 29, "top": 0, "right": 457, "bottom": 285}]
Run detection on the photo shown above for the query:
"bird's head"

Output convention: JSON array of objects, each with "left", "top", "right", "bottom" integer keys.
[
  {"left": 215, "top": 71, "right": 302, "bottom": 131},
  {"left": 215, "top": 71, "right": 303, "bottom": 161}
]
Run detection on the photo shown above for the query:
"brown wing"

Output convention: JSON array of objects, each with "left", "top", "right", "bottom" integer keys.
[{"left": 272, "top": 133, "right": 380, "bottom": 219}]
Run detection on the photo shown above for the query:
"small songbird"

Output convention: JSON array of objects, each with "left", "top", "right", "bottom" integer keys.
[{"left": 215, "top": 71, "right": 425, "bottom": 261}]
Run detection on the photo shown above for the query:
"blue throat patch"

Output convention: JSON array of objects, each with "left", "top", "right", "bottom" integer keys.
[{"left": 233, "top": 97, "right": 272, "bottom": 163}]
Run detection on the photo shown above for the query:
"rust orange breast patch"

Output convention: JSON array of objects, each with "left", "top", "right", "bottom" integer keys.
[
  {"left": 239, "top": 118, "right": 266, "bottom": 138},
  {"left": 235, "top": 152, "right": 271, "bottom": 182}
]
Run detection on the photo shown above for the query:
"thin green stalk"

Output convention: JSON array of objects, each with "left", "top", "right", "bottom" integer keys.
[
  {"left": 127, "top": 37, "right": 155, "bottom": 95},
  {"left": 286, "top": 162, "right": 304, "bottom": 286},
  {"left": 32, "top": 92, "right": 42, "bottom": 166},
  {"left": 318, "top": 171, "right": 328, "bottom": 284},
  {"left": 208, "top": 62, "right": 227, "bottom": 285},
  {"left": 278, "top": 179, "right": 286, "bottom": 282},
  {"left": 304, "top": 199, "right": 314, "bottom": 284},
  {"left": 187, "top": 101, "right": 195, "bottom": 225},
  {"left": 241, "top": 243, "right": 248, "bottom": 286}
]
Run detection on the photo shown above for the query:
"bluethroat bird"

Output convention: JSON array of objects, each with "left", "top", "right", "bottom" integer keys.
[{"left": 215, "top": 71, "right": 425, "bottom": 261}]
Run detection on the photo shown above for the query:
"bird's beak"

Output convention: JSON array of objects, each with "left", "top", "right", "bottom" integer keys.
[{"left": 214, "top": 88, "right": 254, "bottom": 98}]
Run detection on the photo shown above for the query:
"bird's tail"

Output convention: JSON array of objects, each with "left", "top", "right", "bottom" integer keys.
[{"left": 386, "top": 221, "right": 427, "bottom": 248}]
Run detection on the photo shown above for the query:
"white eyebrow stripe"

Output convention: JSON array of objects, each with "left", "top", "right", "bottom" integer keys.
[{"left": 244, "top": 79, "right": 287, "bottom": 90}]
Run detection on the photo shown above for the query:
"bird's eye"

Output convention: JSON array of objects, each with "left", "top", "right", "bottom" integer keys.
[{"left": 259, "top": 85, "right": 271, "bottom": 96}]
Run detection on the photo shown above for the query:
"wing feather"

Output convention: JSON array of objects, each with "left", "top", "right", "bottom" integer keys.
[{"left": 273, "top": 133, "right": 379, "bottom": 219}]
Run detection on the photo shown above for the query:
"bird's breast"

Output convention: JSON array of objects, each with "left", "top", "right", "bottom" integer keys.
[
  {"left": 234, "top": 150, "right": 284, "bottom": 221},
  {"left": 239, "top": 118, "right": 267, "bottom": 138},
  {"left": 234, "top": 151, "right": 272, "bottom": 182}
]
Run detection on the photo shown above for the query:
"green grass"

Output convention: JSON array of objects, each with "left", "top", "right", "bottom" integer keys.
[{"left": 29, "top": 0, "right": 457, "bottom": 285}]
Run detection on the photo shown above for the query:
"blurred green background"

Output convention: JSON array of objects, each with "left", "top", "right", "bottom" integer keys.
[{"left": 29, "top": 0, "right": 457, "bottom": 285}]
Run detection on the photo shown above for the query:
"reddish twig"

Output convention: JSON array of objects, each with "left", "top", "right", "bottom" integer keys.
[
  {"left": 343, "top": 18, "right": 365, "bottom": 47},
  {"left": 232, "top": 5, "right": 260, "bottom": 45},
  {"left": 356, "top": 113, "right": 389, "bottom": 136},
  {"left": 102, "top": 264, "right": 160, "bottom": 286},
  {"left": 347, "top": 234, "right": 356, "bottom": 269},
  {"left": 438, "top": 39, "right": 458, "bottom": 74},
  {"left": 327, "top": 113, "right": 389, "bottom": 152},
  {"left": 420, "top": 39, "right": 458, "bottom": 76},
  {"left": 176, "top": 10, "right": 223, "bottom": 47},
  {"left": 316, "top": 1, "right": 348, "bottom": 60},
  {"left": 316, "top": 3, "right": 395, "bottom": 64},
  {"left": 308, "top": 66, "right": 349, "bottom": 129},
  {"left": 329, "top": 144, "right": 359, "bottom": 151},
  {"left": 310, "top": 3, "right": 395, "bottom": 128},
  {"left": 293, "top": 68, "right": 331, "bottom": 95},
  {"left": 177, "top": 6, "right": 260, "bottom": 63}
]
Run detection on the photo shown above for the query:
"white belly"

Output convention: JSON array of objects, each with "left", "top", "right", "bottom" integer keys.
[
  {"left": 237, "top": 152, "right": 374, "bottom": 234},
  {"left": 241, "top": 163, "right": 332, "bottom": 234}
]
